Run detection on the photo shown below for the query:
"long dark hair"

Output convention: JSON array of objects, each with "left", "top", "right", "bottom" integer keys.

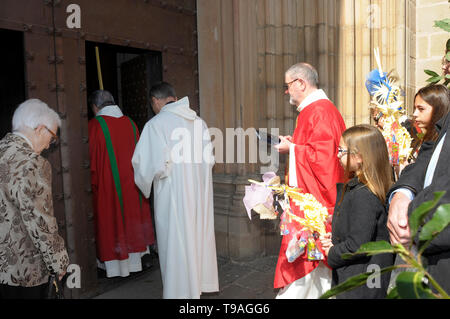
[{"left": 415, "top": 84, "right": 450, "bottom": 142}]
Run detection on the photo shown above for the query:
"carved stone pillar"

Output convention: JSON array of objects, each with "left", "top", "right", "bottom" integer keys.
[
  {"left": 337, "top": 0, "right": 415, "bottom": 126},
  {"left": 198, "top": 0, "right": 268, "bottom": 261}
]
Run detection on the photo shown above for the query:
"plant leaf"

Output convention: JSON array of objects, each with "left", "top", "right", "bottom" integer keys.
[
  {"left": 426, "top": 76, "right": 444, "bottom": 83},
  {"left": 419, "top": 203, "right": 450, "bottom": 242},
  {"left": 386, "top": 287, "right": 400, "bottom": 299},
  {"left": 446, "top": 52, "right": 450, "bottom": 62},
  {"left": 342, "top": 240, "right": 395, "bottom": 259},
  {"left": 409, "top": 191, "right": 446, "bottom": 239},
  {"left": 434, "top": 19, "right": 450, "bottom": 33},
  {"left": 319, "top": 266, "right": 398, "bottom": 299},
  {"left": 424, "top": 69, "right": 440, "bottom": 77},
  {"left": 396, "top": 271, "right": 436, "bottom": 299}
]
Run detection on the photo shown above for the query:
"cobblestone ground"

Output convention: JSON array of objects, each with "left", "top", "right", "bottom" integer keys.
[
  {"left": 92, "top": 255, "right": 279, "bottom": 299},
  {"left": 202, "top": 256, "right": 278, "bottom": 299}
]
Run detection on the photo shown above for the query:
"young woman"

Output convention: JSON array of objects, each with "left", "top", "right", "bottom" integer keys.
[
  {"left": 410, "top": 84, "right": 450, "bottom": 159},
  {"left": 320, "top": 124, "right": 395, "bottom": 299}
]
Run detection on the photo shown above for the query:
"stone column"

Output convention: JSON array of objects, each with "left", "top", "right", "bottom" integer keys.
[
  {"left": 336, "top": 0, "right": 415, "bottom": 126},
  {"left": 198, "top": 0, "right": 268, "bottom": 261},
  {"left": 415, "top": 0, "right": 449, "bottom": 96}
]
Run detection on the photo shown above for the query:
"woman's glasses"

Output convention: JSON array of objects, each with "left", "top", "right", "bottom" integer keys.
[
  {"left": 44, "top": 126, "right": 59, "bottom": 144},
  {"left": 337, "top": 147, "right": 349, "bottom": 157}
]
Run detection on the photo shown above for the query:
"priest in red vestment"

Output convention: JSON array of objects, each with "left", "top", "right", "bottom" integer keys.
[
  {"left": 88, "top": 90, "right": 155, "bottom": 278},
  {"left": 274, "top": 63, "right": 346, "bottom": 298}
]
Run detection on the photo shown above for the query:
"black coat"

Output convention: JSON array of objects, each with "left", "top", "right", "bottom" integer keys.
[
  {"left": 387, "top": 112, "right": 450, "bottom": 295},
  {"left": 328, "top": 178, "right": 395, "bottom": 299}
]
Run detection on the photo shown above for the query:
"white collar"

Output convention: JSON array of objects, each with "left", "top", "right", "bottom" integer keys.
[
  {"left": 97, "top": 105, "right": 123, "bottom": 118},
  {"left": 297, "top": 89, "right": 329, "bottom": 112},
  {"left": 12, "top": 132, "right": 34, "bottom": 149}
]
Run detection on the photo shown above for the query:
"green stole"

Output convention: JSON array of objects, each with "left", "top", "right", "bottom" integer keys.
[{"left": 95, "top": 116, "right": 141, "bottom": 224}]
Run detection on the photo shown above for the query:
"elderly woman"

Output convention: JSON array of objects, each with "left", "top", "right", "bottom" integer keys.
[{"left": 0, "top": 99, "right": 69, "bottom": 299}]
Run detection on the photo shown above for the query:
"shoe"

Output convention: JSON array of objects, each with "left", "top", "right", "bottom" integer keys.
[
  {"left": 141, "top": 254, "right": 153, "bottom": 270},
  {"left": 149, "top": 244, "right": 158, "bottom": 258}
]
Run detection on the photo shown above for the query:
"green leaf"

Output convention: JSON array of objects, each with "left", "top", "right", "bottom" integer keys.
[
  {"left": 319, "top": 265, "right": 398, "bottom": 299},
  {"left": 447, "top": 38, "right": 450, "bottom": 52},
  {"left": 396, "top": 271, "right": 436, "bottom": 299},
  {"left": 409, "top": 191, "right": 446, "bottom": 239},
  {"left": 434, "top": 19, "right": 450, "bottom": 33},
  {"left": 446, "top": 52, "right": 450, "bottom": 62},
  {"left": 342, "top": 240, "right": 395, "bottom": 259},
  {"left": 424, "top": 69, "right": 440, "bottom": 77},
  {"left": 419, "top": 203, "right": 450, "bottom": 242},
  {"left": 386, "top": 287, "right": 400, "bottom": 299},
  {"left": 426, "top": 76, "right": 444, "bottom": 83}
]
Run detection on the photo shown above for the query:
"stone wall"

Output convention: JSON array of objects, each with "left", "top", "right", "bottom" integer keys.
[
  {"left": 415, "top": 0, "right": 450, "bottom": 89},
  {"left": 336, "top": 0, "right": 417, "bottom": 123}
]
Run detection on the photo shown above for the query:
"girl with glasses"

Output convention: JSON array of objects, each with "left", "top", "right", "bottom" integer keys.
[{"left": 320, "top": 124, "right": 395, "bottom": 298}]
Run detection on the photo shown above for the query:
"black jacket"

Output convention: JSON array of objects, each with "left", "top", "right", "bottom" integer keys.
[
  {"left": 387, "top": 112, "right": 450, "bottom": 294},
  {"left": 328, "top": 178, "right": 394, "bottom": 299}
]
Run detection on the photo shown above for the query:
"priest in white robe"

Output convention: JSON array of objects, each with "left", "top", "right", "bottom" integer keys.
[{"left": 132, "top": 82, "right": 219, "bottom": 299}]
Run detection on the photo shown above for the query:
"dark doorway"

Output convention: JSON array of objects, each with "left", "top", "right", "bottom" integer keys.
[
  {"left": 0, "top": 29, "right": 26, "bottom": 139},
  {"left": 85, "top": 42, "right": 162, "bottom": 132}
]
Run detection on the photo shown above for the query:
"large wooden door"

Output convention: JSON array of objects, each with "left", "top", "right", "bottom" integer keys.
[{"left": 121, "top": 53, "right": 162, "bottom": 132}]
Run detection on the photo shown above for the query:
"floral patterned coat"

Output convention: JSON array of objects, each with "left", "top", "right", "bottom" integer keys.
[{"left": 0, "top": 133, "right": 69, "bottom": 287}]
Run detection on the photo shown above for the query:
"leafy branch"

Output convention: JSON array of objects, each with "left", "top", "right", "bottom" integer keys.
[
  {"left": 424, "top": 17, "right": 450, "bottom": 87},
  {"left": 320, "top": 191, "right": 450, "bottom": 299},
  {"left": 435, "top": 18, "right": 450, "bottom": 33}
]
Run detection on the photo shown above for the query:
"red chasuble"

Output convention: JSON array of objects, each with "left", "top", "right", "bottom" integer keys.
[
  {"left": 89, "top": 116, "right": 155, "bottom": 262},
  {"left": 273, "top": 99, "right": 346, "bottom": 289}
]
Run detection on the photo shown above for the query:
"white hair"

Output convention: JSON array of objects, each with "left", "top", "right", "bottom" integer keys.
[
  {"left": 12, "top": 99, "right": 61, "bottom": 132},
  {"left": 286, "top": 63, "right": 319, "bottom": 88}
]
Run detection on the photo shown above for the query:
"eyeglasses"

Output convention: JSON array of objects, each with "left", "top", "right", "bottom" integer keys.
[
  {"left": 283, "top": 79, "right": 300, "bottom": 91},
  {"left": 44, "top": 126, "right": 59, "bottom": 144},
  {"left": 337, "top": 147, "right": 349, "bottom": 157}
]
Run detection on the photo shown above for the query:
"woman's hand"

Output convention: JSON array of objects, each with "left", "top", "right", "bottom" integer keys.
[{"left": 320, "top": 233, "right": 333, "bottom": 256}]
